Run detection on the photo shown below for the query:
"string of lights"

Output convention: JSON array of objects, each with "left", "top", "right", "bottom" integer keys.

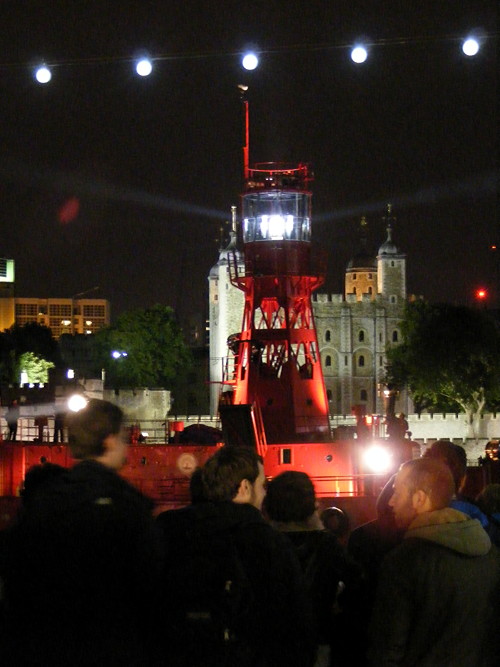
[{"left": 0, "top": 29, "right": 496, "bottom": 83}]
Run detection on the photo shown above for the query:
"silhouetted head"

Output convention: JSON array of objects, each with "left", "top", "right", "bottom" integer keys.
[
  {"left": 423, "top": 439, "right": 466, "bottom": 493},
  {"left": 264, "top": 471, "right": 316, "bottom": 523}
]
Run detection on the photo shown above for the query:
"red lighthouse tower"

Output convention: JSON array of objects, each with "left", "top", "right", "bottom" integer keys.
[{"left": 226, "top": 162, "right": 330, "bottom": 444}]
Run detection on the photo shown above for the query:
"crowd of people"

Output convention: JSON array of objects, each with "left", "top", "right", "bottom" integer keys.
[{"left": 0, "top": 401, "right": 499, "bottom": 666}]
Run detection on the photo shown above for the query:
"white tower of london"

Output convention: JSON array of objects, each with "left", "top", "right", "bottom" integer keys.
[{"left": 208, "top": 207, "right": 245, "bottom": 415}]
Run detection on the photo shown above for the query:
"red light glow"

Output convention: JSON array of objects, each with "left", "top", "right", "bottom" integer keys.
[{"left": 475, "top": 288, "right": 487, "bottom": 300}]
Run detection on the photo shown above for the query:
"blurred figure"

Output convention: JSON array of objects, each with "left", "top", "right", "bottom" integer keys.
[
  {"left": 2, "top": 399, "right": 163, "bottom": 666},
  {"left": 5, "top": 400, "right": 19, "bottom": 441},
  {"left": 347, "top": 475, "right": 404, "bottom": 666},
  {"left": 477, "top": 483, "right": 500, "bottom": 547},
  {"left": 53, "top": 409, "right": 65, "bottom": 442},
  {"left": 265, "top": 471, "right": 359, "bottom": 667},
  {"left": 320, "top": 506, "right": 351, "bottom": 546},
  {"left": 369, "top": 458, "right": 500, "bottom": 666}
]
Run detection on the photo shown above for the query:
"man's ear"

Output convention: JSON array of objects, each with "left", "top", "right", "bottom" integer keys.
[
  {"left": 413, "top": 489, "right": 431, "bottom": 512},
  {"left": 233, "top": 478, "right": 251, "bottom": 503}
]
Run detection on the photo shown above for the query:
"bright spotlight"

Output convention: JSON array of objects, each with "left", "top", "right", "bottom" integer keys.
[
  {"left": 462, "top": 38, "right": 480, "bottom": 57},
  {"left": 67, "top": 394, "right": 88, "bottom": 413},
  {"left": 242, "top": 52, "right": 259, "bottom": 71},
  {"left": 363, "top": 444, "right": 393, "bottom": 474},
  {"left": 35, "top": 65, "right": 52, "bottom": 84},
  {"left": 135, "top": 58, "right": 153, "bottom": 76},
  {"left": 351, "top": 46, "right": 368, "bottom": 64}
]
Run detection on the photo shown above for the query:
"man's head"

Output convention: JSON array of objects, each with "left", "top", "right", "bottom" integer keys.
[
  {"left": 389, "top": 458, "right": 455, "bottom": 529},
  {"left": 423, "top": 439, "right": 466, "bottom": 493},
  {"left": 66, "top": 399, "right": 126, "bottom": 470},
  {"left": 201, "top": 446, "right": 266, "bottom": 510},
  {"left": 264, "top": 471, "right": 316, "bottom": 523}
]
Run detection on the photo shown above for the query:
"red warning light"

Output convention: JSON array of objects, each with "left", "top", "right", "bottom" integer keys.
[{"left": 475, "top": 288, "right": 488, "bottom": 300}]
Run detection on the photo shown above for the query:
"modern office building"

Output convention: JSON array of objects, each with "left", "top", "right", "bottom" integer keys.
[{"left": 0, "top": 258, "right": 109, "bottom": 338}]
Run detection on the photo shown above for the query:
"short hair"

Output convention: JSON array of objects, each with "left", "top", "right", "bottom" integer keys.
[
  {"left": 201, "top": 446, "right": 262, "bottom": 502},
  {"left": 400, "top": 458, "right": 455, "bottom": 510},
  {"left": 264, "top": 471, "right": 316, "bottom": 522},
  {"left": 423, "top": 439, "right": 467, "bottom": 492},
  {"left": 66, "top": 399, "right": 124, "bottom": 460}
]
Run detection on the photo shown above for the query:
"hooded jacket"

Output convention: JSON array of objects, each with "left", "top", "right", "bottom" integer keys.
[{"left": 368, "top": 508, "right": 500, "bottom": 667}]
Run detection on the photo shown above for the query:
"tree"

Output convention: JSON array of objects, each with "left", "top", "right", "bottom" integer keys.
[
  {"left": 16, "top": 351, "right": 55, "bottom": 384},
  {"left": 386, "top": 301, "right": 500, "bottom": 441},
  {"left": 0, "top": 323, "right": 61, "bottom": 384},
  {"left": 94, "top": 305, "right": 192, "bottom": 389}
]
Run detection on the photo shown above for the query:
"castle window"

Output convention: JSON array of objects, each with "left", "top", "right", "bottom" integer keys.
[
  {"left": 358, "top": 355, "right": 365, "bottom": 367},
  {"left": 353, "top": 273, "right": 357, "bottom": 280},
  {"left": 390, "top": 296, "right": 396, "bottom": 304},
  {"left": 391, "top": 261, "right": 395, "bottom": 267},
  {"left": 327, "top": 389, "right": 333, "bottom": 401},
  {"left": 368, "top": 286, "right": 373, "bottom": 294},
  {"left": 325, "top": 329, "right": 331, "bottom": 342},
  {"left": 325, "top": 355, "right": 332, "bottom": 367},
  {"left": 379, "top": 333, "right": 382, "bottom": 342},
  {"left": 360, "top": 389, "right": 368, "bottom": 401},
  {"left": 392, "top": 330, "right": 399, "bottom": 342},
  {"left": 358, "top": 330, "right": 365, "bottom": 342},
  {"left": 380, "top": 356, "right": 383, "bottom": 366},
  {"left": 344, "top": 356, "right": 348, "bottom": 366},
  {"left": 353, "top": 287, "right": 357, "bottom": 295}
]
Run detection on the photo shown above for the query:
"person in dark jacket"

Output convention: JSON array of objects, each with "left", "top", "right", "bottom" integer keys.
[
  {"left": 347, "top": 474, "right": 404, "bottom": 666},
  {"left": 264, "top": 471, "right": 360, "bottom": 667},
  {"left": 1, "top": 398, "right": 164, "bottom": 666},
  {"left": 369, "top": 458, "right": 500, "bottom": 666},
  {"left": 158, "top": 446, "right": 315, "bottom": 667}
]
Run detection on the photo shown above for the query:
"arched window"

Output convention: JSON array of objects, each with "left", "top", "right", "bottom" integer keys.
[
  {"left": 358, "top": 330, "right": 365, "bottom": 342},
  {"left": 368, "top": 286, "right": 373, "bottom": 294},
  {"left": 353, "top": 287, "right": 357, "bottom": 295},
  {"left": 326, "top": 389, "right": 332, "bottom": 401},
  {"left": 360, "top": 389, "right": 368, "bottom": 401},
  {"left": 353, "top": 273, "right": 357, "bottom": 280},
  {"left": 392, "top": 330, "right": 399, "bottom": 342},
  {"left": 325, "top": 329, "right": 331, "bottom": 342},
  {"left": 358, "top": 355, "right": 365, "bottom": 367},
  {"left": 390, "top": 295, "right": 396, "bottom": 304},
  {"left": 325, "top": 355, "right": 332, "bottom": 367}
]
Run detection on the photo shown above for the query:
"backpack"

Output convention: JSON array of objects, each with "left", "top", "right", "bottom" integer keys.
[{"left": 164, "top": 517, "right": 256, "bottom": 667}]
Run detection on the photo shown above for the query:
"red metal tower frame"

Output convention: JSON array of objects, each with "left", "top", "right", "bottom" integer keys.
[{"left": 225, "top": 163, "right": 330, "bottom": 443}]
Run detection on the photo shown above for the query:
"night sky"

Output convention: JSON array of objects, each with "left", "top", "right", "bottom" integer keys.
[{"left": 0, "top": 1, "right": 497, "bottom": 326}]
